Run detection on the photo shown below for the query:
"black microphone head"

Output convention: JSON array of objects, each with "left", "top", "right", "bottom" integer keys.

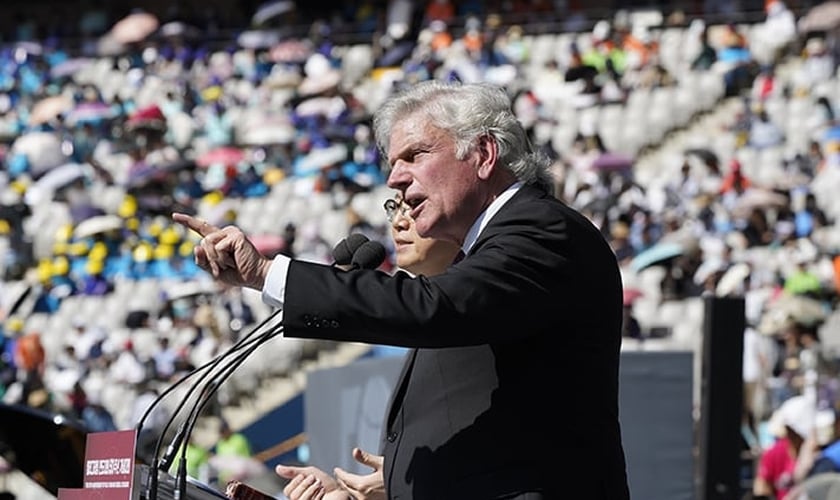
[
  {"left": 351, "top": 240, "right": 387, "bottom": 270},
  {"left": 332, "top": 233, "right": 369, "bottom": 265}
]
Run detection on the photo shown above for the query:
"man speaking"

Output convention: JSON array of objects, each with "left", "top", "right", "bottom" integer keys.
[{"left": 174, "top": 80, "right": 630, "bottom": 499}]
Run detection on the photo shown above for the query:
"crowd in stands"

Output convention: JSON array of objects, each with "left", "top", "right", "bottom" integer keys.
[{"left": 1, "top": 0, "right": 840, "bottom": 496}]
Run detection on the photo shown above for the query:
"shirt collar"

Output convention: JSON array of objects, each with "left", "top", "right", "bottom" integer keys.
[{"left": 461, "top": 181, "right": 522, "bottom": 255}]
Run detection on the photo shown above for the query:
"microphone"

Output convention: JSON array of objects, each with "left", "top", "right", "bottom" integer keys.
[
  {"left": 332, "top": 233, "right": 370, "bottom": 266},
  {"left": 350, "top": 240, "right": 387, "bottom": 270}
]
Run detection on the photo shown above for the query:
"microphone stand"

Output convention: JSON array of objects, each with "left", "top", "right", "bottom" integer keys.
[
  {"left": 143, "top": 309, "right": 283, "bottom": 500},
  {"left": 145, "top": 232, "right": 381, "bottom": 498},
  {"left": 172, "top": 323, "right": 282, "bottom": 499}
]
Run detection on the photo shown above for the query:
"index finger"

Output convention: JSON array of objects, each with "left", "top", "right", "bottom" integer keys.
[
  {"left": 275, "top": 464, "right": 305, "bottom": 479},
  {"left": 172, "top": 212, "right": 217, "bottom": 237}
]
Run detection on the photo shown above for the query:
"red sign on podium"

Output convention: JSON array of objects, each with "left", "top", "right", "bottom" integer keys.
[{"left": 58, "top": 429, "right": 137, "bottom": 500}]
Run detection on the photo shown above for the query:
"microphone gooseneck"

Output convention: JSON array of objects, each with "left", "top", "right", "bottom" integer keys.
[
  {"left": 146, "top": 231, "right": 384, "bottom": 499},
  {"left": 172, "top": 322, "right": 282, "bottom": 498},
  {"left": 145, "top": 308, "right": 284, "bottom": 500}
]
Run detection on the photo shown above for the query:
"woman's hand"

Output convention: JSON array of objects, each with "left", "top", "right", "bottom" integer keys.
[{"left": 333, "top": 448, "right": 386, "bottom": 500}]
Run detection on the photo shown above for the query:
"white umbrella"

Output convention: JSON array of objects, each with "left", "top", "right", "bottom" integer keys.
[
  {"left": 294, "top": 144, "right": 348, "bottom": 176},
  {"left": 298, "top": 53, "right": 341, "bottom": 96},
  {"left": 758, "top": 293, "right": 828, "bottom": 335},
  {"left": 14, "top": 41, "right": 42, "bottom": 56},
  {"left": 251, "top": 0, "right": 296, "bottom": 26},
  {"left": 11, "top": 131, "right": 67, "bottom": 176},
  {"left": 2, "top": 280, "right": 31, "bottom": 316},
  {"left": 45, "top": 366, "right": 81, "bottom": 393},
  {"left": 239, "top": 120, "right": 296, "bottom": 146},
  {"left": 798, "top": 1, "right": 840, "bottom": 32},
  {"left": 74, "top": 214, "right": 124, "bottom": 239},
  {"left": 716, "top": 262, "right": 752, "bottom": 297},
  {"left": 732, "top": 188, "right": 789, "bottom": 217},
  {"left": 294, "top": 95, "right": 346, "bottom": 120},
  {"left": 237, "top": 29, "right": 280, "bottom": 49},
  {"left": 811, "top": 226, "right": 840, "bottom": 253},
  {"left": 24, "top": 162, "right": 89, "bottom": 205},
  {"left": 157, "top": 21, "right": 200, "bottom": 39}
]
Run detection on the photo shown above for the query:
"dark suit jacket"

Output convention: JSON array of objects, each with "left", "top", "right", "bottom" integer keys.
[{"left": 283, "top": 185, "right": 630, "bottom": 499}]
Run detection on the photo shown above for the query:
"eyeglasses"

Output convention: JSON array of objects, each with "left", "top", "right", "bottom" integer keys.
[{"left": 383, "top": 198, "right": 410, "bottom": 222}]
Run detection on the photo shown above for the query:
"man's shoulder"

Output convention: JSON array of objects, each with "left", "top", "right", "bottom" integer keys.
[{"left": 506, "top": 185, "right": 598, "bottom": 229}]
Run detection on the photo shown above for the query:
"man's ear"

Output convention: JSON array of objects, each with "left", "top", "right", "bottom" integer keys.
[{"left": 475, "top": 134, "right": 498, "bottom": 180}]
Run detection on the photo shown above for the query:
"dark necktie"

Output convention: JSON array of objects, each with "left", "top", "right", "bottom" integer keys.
[{"left": 452, "top": 250, "right": 465, "bottom": 265}]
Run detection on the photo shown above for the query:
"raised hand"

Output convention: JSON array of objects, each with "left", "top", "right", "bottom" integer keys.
[{"left": 172, "top": 212, "right": 273, "bottom": 290}]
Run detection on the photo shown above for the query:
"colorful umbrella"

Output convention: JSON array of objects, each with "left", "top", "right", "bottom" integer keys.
[
  {"left": 622, "top": 287, "right": 644, "bottom": 306},
  {"left": 591, "top": 152, "right": 635, "bottom": 171},
  {"left": 196, "top": 146, "right": 246, "bottom": 168},
  {"left": 269, "top": 39, "right": 313, "bottom": 64},
  {"left": 251, "top": 234, "right": 287, "bottom": 256},
  {"left": 110, "top": 11, "right": 159, "bottom": 45},
  {"left": 126, "top": 104, "right": 166, "bottom": 130},
  {"left": 65, "top": 101, "right": 114, "bottom": 126},
  {"left": 629, "top": 241, "right": 684, "bottom": 273},
  {"left": 29, "top": 95, "right": 74, "bottom": 126}
]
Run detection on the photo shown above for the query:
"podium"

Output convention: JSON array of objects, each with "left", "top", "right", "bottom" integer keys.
[{"left": 56, "top": 430, "right": 228, "bottom": 500}]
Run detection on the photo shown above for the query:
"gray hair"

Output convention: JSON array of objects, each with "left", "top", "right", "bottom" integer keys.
[{"left": 373, "top": 80, "right": 554, "bottom": 192}]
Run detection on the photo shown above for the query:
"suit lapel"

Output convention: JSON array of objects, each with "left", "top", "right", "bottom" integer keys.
[{"left": 384, "top": 347, "right": 418, "bottom": 429}]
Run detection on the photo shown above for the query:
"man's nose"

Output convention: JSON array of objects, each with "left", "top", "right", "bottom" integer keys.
[{"left": 386, "top": 162, "right": 410, "bottom": 189}]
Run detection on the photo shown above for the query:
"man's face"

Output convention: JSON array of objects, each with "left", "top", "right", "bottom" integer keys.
[{"left": 385, "top": 113, "right": 479, "bottom": 243}]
